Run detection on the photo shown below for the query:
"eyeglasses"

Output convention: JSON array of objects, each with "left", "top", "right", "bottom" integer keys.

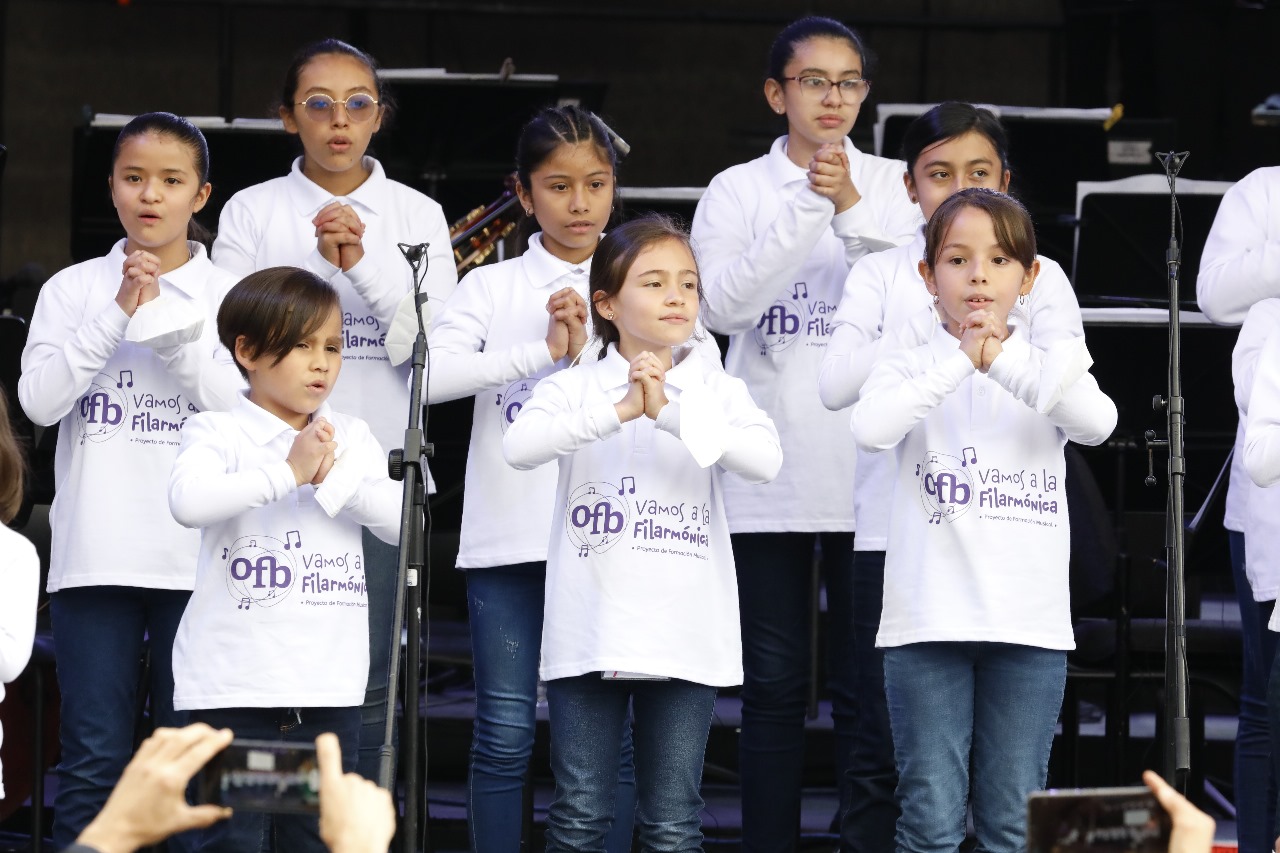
[
  {"left": 295, "top": 93, "right": 381, "bottom": 122},
  {"left": 782, "top": 76, "right": 872, "bottom": 104}
]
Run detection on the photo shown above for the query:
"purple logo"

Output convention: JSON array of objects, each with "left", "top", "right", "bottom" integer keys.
[
  {"left": 495, "top": 379, "right": 535, "bottom": 434},
  {"left": 76, "top": 372, "right": 130, "bottom": 443},
  {"left": 916, "top": 448, "right": 976, "bottom": 524},
  {"left": 566, "top": 480, "right": 633, "bottom": 557},
  {"left": 753, "top": 297, "right": 802, "bottom": 354},
  {"left": 223, "top": 534, "right": 298, "bottom": 610}
]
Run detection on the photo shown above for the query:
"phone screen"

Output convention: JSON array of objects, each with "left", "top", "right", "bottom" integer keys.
[
  {"left": 1027, "top": 786, "right": 1172, "bottom": 852},
  {"left": 198, "top": 738, "right": 321, "bottom": 814}
]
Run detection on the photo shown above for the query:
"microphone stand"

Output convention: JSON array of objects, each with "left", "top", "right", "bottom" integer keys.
[
  {"left": 382, "top": 243, "right": 433, "bottom": 852},
  {"left": 1144, "top": 151, "right": 1191, "bottom": 788}
]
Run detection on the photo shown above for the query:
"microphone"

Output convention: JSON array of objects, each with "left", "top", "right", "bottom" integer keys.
[{"left": 398, "top": 242, "right": 430, "bottom": 265}]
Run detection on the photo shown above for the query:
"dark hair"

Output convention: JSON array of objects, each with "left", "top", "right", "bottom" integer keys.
[
  {"left": 768, "top": 16, "right": 874, "bottom": 81},
  {"left": 901, "top": 101, "right": 1011, "bottom": 176},
  {"left": 279, "top": 38, "right": 396, "bottom": 124},
  {"left": 0, "top": 385, "right": 27, "bottom": 524},
  {"left": 513, "top": 105, "right": 624, "bottom": 253},
  {"left": 923, "top": 188, "right": 1036, "bottom": 272},
  {"left": 112, "top": 112, "right": 214, "bottom": 250},
  {"left": 588, "top": 213, "right": 697, "bottom": 360},
  {"left": 218, "top": 267, "right": 341, "bottom": 379}
]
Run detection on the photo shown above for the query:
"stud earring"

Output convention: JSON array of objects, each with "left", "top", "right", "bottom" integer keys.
[{"left": 607, "top": 312, "right": 615, "bottom": 320}]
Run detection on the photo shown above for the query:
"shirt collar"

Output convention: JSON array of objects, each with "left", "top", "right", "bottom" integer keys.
[
  {"left": 764, "top": 135, "right": 862, "bottom": 188},
  {"left": 927, "top": 318, "right": 1027, "bottom": 357},
  {"left": 107, "top": 238, "right": 212, "bottom": 300},
  {"left": 594, "top": 342, "right": 703, "bottom": 390},
  {"left": 285, "top": 155, "right": 387, "bottom": 219},
  {"left": 523, "top": 232, "right": 591, "bottom": 290},
  {"left": 235, "top": 392, "right": 336, "bottom": 446}
]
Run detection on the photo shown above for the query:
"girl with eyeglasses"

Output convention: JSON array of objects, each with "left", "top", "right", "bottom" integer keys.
[
  {"left": 689, "top": 15, "right": 922, "bottom": 851},
  {"left": 211, "top": 38, "right": 457, "bottom": 784}
]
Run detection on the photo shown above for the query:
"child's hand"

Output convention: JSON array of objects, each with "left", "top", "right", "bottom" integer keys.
[
  {"left": 808, "top": 143, "right": 860, "bottom": 213},
  {"left": 116, "top": 250, "right": 162, "bottom": 317},
  {"left": 958, "top": 309, "right": 998, "bottom": 370},
  {"left": 312, "top": 447, "right": 337, "bottom": 485},
  {"left": 614, "top": 373, "right": 647, "bottom": 423},
  {"left": 286, "top": 417, "right": 337, "bottom": 486},
  {"left": 632, "top": 351, "right": 668, "bottom": 420},
  {"left": 544, "top": 288, "right": 586, "bottom": 361},
  {"left": 313, "top": 202, "right": 366, "bottom": 271},
  {"left": 979, "top": 334, "right": 1003, "bottom": 372}
]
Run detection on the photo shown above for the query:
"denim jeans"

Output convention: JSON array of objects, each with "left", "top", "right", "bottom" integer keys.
[
  {"left": 883, "top": 642, "right": 1066, "bottom": 853},
  {"left": 188, "top": 706, "right": 360, "bottom": 853},
  {"left": 733, "top": 531, "right": 856, "bottom": 852},
  {"left": 50, "top": 585, "right": 192, "bottom": 851},
  {"left": 466, "top": 564, "right": 635, "bottom": 852},
  {"left": 544, "top": 674, "right": 716, "bottom": 852},
  {"left": 357, "top": 529, "right": 398, "bottom": 784},
  {"left": 1233, "top": 530, "right": 1280, "bottom": 851},
  {"left": 840, "top": 550, "right": 898, "bottom": 853}
]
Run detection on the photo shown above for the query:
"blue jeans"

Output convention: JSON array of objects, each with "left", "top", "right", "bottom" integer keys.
[
  {"left": 733, "top": 531, "right": 856, "bottom": 852},
  {"left": 1233, "top": 530, "right": 1280, "bottom": 851},
  {"left": 883, "top": 642, "right": 1066, "bottom": 853},
  {"left": 544, "top": 675, "right": 716, "bottom": 852},
  {"left": 50, "top": 585, "right": 192, "bottom": 851},
  {"left": 467, "top": 564, "right": 635, "bottom": 852},
  {"left": 358, "top": 529, "right": 398, "bottom": 783},
  {"left": 840, "top": 550, "right": 898, "bottom": 853},
  {"left": 188, "top": 706, "right": 360, "bottom": 853}
]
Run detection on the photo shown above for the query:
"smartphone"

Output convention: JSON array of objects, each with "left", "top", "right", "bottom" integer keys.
[
  {"left": 1027, "top": 786, "right": 1172, "bottom": 853},
  {"left": 198, "top": 738, "right": 321, "bottom": 814}
]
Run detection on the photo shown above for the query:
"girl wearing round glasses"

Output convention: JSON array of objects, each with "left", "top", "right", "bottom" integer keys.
[
  {"left": 690, "top": 15, "right": 922, "bottom": 850},
  {"left": 211, "top": 38, "right": 457, "bottom": 784}
]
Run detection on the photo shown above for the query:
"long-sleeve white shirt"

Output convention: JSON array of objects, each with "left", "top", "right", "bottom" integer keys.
[
  {"left": 427, "top": 233, "right": 587, "bottom": 568},
  {"left": 818, "top": 231, "right": 1085, "bottom": 549},
  {"left": 1234, "top": 299, "right": 1280, "bottom": 602},
  {"left": 212, "top": 156, "right": 457, "bottom": 461},
  {"left": 1197, "top": 167, "right": 1279, "bottom": 326},
  {"left": 504, "top": 344, "right": 781, "bottom": 686},
  {"left": 692, "top": 135, "right": 922, "bottom": 532},
  {"left": 169, "top": 395, "right": 400, "bottom": 709},
  {"left": 0, "top": 524, "right": 39, "bottom": 800},
  {"left": 852, "top": 324, "right": 1116, "bottom": 649},
  {"left": 1196, "top": 167, "right": 1276, "bottom": 532},
  {"left": 19, "top": 241, "right": 242, "bottom": 591}
]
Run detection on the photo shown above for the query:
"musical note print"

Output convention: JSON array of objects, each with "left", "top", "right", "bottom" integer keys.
[
  {"left": 237, "top": 597, "right": 251, "bottom": 610},
  {"left": 618, "top": 476, "right": 635, "bottom": 495},
  {"left": 116, "top": 369, "right": 133, "bottom": 389},
  {"left": 579, "top": 545, "right": 590, "bottom": 558},
  {"left": 283, "top": 530, "right": 302, "bottom": 550},
  {"left": 793, "top": 282, "right": 809, "bottom": 299},
  {"left": 221, "top": 547, "right": 229, "bottom": 559},
  {"left": 960, "top": 447, "right": 977, "bottom": 466},
  {"left": 929, "top": 511, "right": 943, "bottom": 525}
]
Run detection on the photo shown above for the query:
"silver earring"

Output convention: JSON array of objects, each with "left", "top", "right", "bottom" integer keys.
[
  {"left": 524, "top": 207, "right": 532, "bottom": 215},
  {"left": 1017, "top": 292, "right": 1028, "bottom": 307},
  {"left": 607, "top": 312, "right": 615, "bottom": 320},
  {"left": 932, "top": 294, "right": 939, "bottom": 305}
]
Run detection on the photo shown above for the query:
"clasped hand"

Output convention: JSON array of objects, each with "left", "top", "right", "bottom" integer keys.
[
  {"left": 615, "top": 351, "right": 668, "bottom": 423},
  {"left": 958, "top": 308, "right": 1007, "bottom": 372},
  {"left": 545, "top": 287, "right": 589, "bottom": 362},
  {"left": 116, "top": 250, "right": 162, "bottom": 317},
  {"left": 807, "top": 143, "right": 860, "bottom": 213},
  {"left": 286, "top": 417, "right": 337, "bottom": 486},
  {"left": 314, "top": 201, "right": 366, "bottom": 272}
]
